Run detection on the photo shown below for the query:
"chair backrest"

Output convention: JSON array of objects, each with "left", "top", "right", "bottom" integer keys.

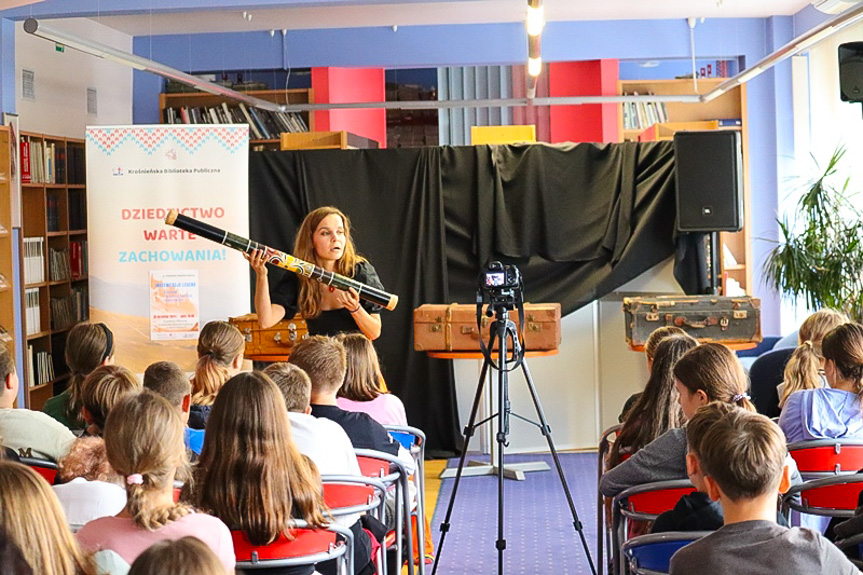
[
  {"left": 19, "top": 456, "right": 59, "bottom": 485},
  {"left": 616, "top": 480, "right": 697, "bottom": 522},
  {"left": 321, "top": 474, "right": 386, "bottom": 518},
  {"left": 231, "top": 520, "right": 352, "bottom": 572},
  {"left": 787, "top": 440, "right": 863, "bottom": 479},
  {"left": 782, "top": 474, "right": 863, "bottom": 519},
  {"left": 597, "top": 423, "right": 622, "bottom": 575},
  {"left": 623, "top": 532, "right": 710, "bottom": 575},
  {"left": 748, "top": 347, "right": 794, "bottom": 418}
]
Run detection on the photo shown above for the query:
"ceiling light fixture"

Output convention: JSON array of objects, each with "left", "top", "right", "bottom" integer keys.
[
  {"left": 526, "top": 4, "right": 545, "bottom": 37},
  {"left": 526, "top": 0, "right": 543, "bottom": 99}
]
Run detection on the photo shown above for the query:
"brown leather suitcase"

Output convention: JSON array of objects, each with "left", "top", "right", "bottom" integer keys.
[
  {"left": 622, "top": 295, "right": 761, "bottom": 350},
  {"left": 228, "top": 313, "right": 308, "bottom": 360},
  {"left": 413, "top": 303, "right": 561, "bottom": 352}
]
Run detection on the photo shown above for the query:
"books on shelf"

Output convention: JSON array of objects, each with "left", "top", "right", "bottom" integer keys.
[
  {"left": 49, "top": 247, "right": 71, "bottom": 282},
  {"left": 23, "top": 237, "right": 44, "bottom": 284},
  {"left": 27, "top": 345, "right": 53, "bottom": 387},
  {"left": 622, "top": 94, "right": 669, "bottom": 131},
  {"left": 47, "top": 195, "right": 60, "bottom": 232},
  {"left": 25, "top": 288, "right": 40, "bottom": 336},
  {"left": 70, "top": 240, "right": 88, "bottom": 280},
  {"left": 72, "top": 285, "right": 89, "bottom": 322},
  {"left": 69, "top": 191, "right": 86, "bottom": 230},
  {"left": 162, "top": 102, "right": 310, "bottom": 140},
  {"left": 50, "top": 294, "right": 76, "bottom": 330}
]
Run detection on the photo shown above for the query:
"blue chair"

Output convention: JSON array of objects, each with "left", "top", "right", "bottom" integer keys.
[
  {"left": 748, "top": 347, "right": 794, "bottom": 418},
  {"left": 622, "top": 532, "right": 710, "bottom": 575}
]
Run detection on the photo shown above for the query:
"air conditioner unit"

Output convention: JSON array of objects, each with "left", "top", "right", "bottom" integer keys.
[{"left": 812, "top": 0, "right": 863, "bottom": 14}]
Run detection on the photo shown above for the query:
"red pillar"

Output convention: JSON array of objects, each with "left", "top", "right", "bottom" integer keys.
[
  {"left": 311, "top": 67, "right": 387, "bottom": 147},
  {"left": 548, "top": 60, "right": 619, "bottom": 144}
]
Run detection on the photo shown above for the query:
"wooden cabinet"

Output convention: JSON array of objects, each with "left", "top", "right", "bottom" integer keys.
[
  {"left": 19, "top": 132, "right": 87, "bottom": 409},
  {"left": 618, "top": 78, "right": 751, "bottom": 297},
  {"left": 0, "top": 127, "right": 15, "bottom": 373},
  {"left": 159, "top": 89, "right": 315, "bottom": 150}
]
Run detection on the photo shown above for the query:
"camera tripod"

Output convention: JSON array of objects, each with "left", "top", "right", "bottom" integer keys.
[{"left": 432, "top": 304, "right": 596, "bottom": 575}]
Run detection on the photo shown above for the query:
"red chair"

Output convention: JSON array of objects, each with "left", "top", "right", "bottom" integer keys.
[
  {"left": 781, "top": 474, "right": 863, "bottom": 521},
  {"left": 19, "top": 456, "right": 59, "bottom": 484},
  {"left": 322, "top": 474, "right": 387, "bottom": 575},
  {"left": 231, "top": 520, "right": 353, "bottom": 573},
  {"left": 787, "top": 439, "right": 863, "bottom": 480},
  {"left": 612, "top": 480, "right": 695, "bottom": 575},
  {"left": 597, "top": 424, "right": 621, "bottom": 575}
]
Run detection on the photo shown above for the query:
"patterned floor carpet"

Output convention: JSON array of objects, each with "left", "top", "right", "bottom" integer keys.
[{"left": 429, "top": 452, "right": 599, "bottom": 575}]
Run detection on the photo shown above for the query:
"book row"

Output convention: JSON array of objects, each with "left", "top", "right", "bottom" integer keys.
[
  {"left": 20, "top": 139, "right": 84, "bottom": 185},
  {"left": 27, "top": 346, "right": 53, "bottom": 388},
  {"left": 23, "top": 238, "right": 44, "bottom": 285},
  {"left": 622, "top": 97, "right": 670, "bottom": 131},
  {"left": 51, "top": 287, "right": 88, "bottom": 331},
  {"left": 163, "top": 102, "right": 309, "bottom": 140}
]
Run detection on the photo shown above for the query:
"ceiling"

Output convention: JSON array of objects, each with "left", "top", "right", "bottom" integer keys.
[{"left": 8, "top": 0, "right": 815, "bottom": 36}]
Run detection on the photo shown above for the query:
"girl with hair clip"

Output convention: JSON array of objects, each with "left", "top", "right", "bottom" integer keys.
[
  {"left": 779, "top": 323, "right": 863, "bottom": 443},
  {"left": 336, "top": 333, "right": 406, "bottom": 426},
  {"left": 608, "top": 333, "right": 698, "bottom": 469},
  {"left": 0, "top": 460, "right": 96, "bottom": 575},
  {"left": 189, "top": 320, "right": 245, "bottom": 429},
  {"left": 128, "top": 536, "right": 227, "bottom": 575},
  {"left": 188, "top": 371, "right": 374, "bottom": 575},
  {"left": 247, "top": 206, "right": 386, "bottom": 340},
  {"left": 44, "top": 322, "right": 115, "bottom": 430},
  {"left": 76, "top": 391, "right": 235, "bottom": 571},
  {"left": 618, "top": 326, "right": 687, "bottom": 422},
  {"left": 600, "top": 343, "right": 759, "bottom": 497}
]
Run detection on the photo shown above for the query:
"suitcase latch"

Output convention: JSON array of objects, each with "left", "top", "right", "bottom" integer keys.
[
  {"left": 429, "top": 324, "right": 442, "bottom": 332},
  {"left": 287, "top": 322, "right": 298, "bottom": 341},
  {"left": 720, "top": 316, "right": 729, "bottom": 330},
  {"left": 645, "top": 312, "right": 660, "bottom": 322},
  {"left": 242, "top": 327, "right": 253, "bottom": 343},
  {"left": 733, "top": 310, "right": 747, "bottom": 319}
]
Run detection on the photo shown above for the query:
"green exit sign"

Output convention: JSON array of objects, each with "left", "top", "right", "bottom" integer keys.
[{"left": 54, "top": 43, "right": 64, "bottom": 53}]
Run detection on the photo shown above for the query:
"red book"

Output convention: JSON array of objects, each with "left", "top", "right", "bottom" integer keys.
[
  {"left": 70, "top": 241, "right": 80, "bottom": 280},
  {"left": 20, "top": 139, "right": 30, "bottom": 184}
]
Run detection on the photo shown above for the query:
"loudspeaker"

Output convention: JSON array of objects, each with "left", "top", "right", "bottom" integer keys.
[
  {"left": 839, "top": 42, "right": 863, "bottom": 102},
  {"left": 674, "top": 130, "right": 743, "bottom": 233}
]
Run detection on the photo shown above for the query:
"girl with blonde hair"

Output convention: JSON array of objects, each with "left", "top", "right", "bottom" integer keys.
[
  {"left": 336, "top": 333, "right": 406, "bottom": 425},
  {"left": 0, "top": 460, "right": 96, "bottom": 574},
  {"left": 76, "top": 391, "right": 234, "bottom": 570},
  {"left": 43, "top": 322, "right": 115, "bottom": 430},
  {"left": 127, "top": 536, "right": 227, "bottom": 575},
  {"left": 189, "top": 320, "right": 244, "bottom": 429},
  {"left": 247, "top": 206, "right": 387, "bottom": 340}
]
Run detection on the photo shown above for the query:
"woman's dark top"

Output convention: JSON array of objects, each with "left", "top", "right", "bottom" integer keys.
[
  {"left": 270, "top": 261, "right": 385, "bottom": 336},
  {"left": 188, "top": 404, "right": 211, "bottom": 430}
]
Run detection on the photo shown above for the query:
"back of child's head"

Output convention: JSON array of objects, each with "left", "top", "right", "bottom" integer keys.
[
  {"left": 127, "top": 536, "right": 226, "bottom": 575},
  {"left": 337, "top": 333, "right": 384, "bottom": 401},
  {"left": 288, "top": 335, "right": 347, "bottom": 395},
  {"left": 685, "top": 402, "right": 739, "bottom": 458},
  {"left": 0, "top": 343, "right": 14, "bottom": 401},
  {"left": 698, "top": 408, "right": 786, "bottom": 501},
  {"left": 673, "top": 343, "right": 755, "bottom": 412},
  {"left": 823, "top": 323, "right": 863, "bottom": 389},
  {"left": 104, "top": 391, "right": 191, "bottom": 530},
  {"left": 262, "top": 362, "right": 311, "bottom": 412},
  {"left": 780, "top": 341, "right": 824, "bottom": 407},
  {"left": 799, "top": 309, "right": 850, "bottom": 349},
  {"left": 0, "top": 525, "right": 33, "bottom": 575},
  {"left": 57, "top": 437, "right": 120, "bottom": 484},
  {"left": 143, "top": 361, "right": 191, "bottom": 410},
  {"left": 193, "top": 371, "right": 325, "bottom": 545},
  {"left": 644, "top": 326, "right": 687, "bottom": 364},
  {"left": 0, "top": 461, "right": 94, "bottom": 574},
  {"left": 192, "top": 321, "right": 244, "bottom": 406},
  {"left": 65, "top": 322, "right": 115, "bottom": 422},
  {"left": 80, "top": 365, "right": 141, "bottom": 432}
]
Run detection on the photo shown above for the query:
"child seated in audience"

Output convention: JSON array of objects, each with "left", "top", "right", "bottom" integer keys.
[
  {"left": 779, "top": 323, "right": 863, "bottom": 442},
  {"left": 79, "top": 365, "right": 141, "bottom": 436},
  {"left": 142, "top": 361, "right": 204, "bottom": 456},
  {"left": 669, "top": 407, "right": 857, "bottom": 574},
  {"left": 608, "top": 334, "right": 697, "bottom": 468},
  {"left": 188, "top": 371, "right": 374, "bottom": 575},
  {"left": 618, "top": 326, "right": 687, "bottom": 422},
  {"left": 44, "top": 322, "right": 116, "bottom": 431},
  {"left": 0, "top": 460, "right": 96, "bottom": 574},
  {"left": 0, "top": 525, "right": 33, "bottom": 575},
  {"left": 76, "top": 391, "right": 235, "bottom": 571},
  {"left": 0, "top": 342, "right": 75, "bottom": 461},
  {"left": 127, "top": 536, "right": 227, "bottom": 575},
  {"left": 336, "top": 333, "right": 407, "bottom": 426},
  {"left": 53, "top": 437, "right": 126, "bottom": 530},
  {"left": 600, "top": 343, "right": 756, "bottom": 498},
  {"left": 189, "top": 320, "right": 245, "bottom": 429}
]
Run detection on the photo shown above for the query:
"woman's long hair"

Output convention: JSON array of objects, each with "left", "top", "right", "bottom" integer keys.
[
  {"left": 609, "top": 334, "right": 697, "bottom": 467},
  {"left": 0, "top": 461, "right": 95, "bottom": 574},
  {"left": 64, "top": 322, "right": 115, "bottom": 423},
  {"left": 780, "top": 341, "right": 823, "bottom": 408},
  {"left": 191, "top": 321, "right": 244, "bottom": 406},
  {"left": 293, "top": 207, "right": 366, "bottom": 319},
  {"left": 822, "top": 323, "right": 863, "bottom": 395},
  {"left": 190, "top": 372, "right": 327, "bottom": 545},
  {"left": 673, "top": 343, "right": 756, "bottom": 412},
  {"left": 104, "top": 392, "right": 192, "bottom": 531},
  {"left": 337, "top": 333, "right": 384, "bottom": 401}
]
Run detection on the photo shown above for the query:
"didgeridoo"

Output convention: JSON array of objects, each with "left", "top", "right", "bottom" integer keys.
[{"left": 164, "top": 210, "right": 398, "bottom": 311}]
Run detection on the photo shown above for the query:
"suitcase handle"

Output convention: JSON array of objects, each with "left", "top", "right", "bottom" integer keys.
[{"left": 671, "top": 315, "right": 730, "bottom": 331}]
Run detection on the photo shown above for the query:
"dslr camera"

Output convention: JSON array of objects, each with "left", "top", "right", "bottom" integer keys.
[{"left": 480, "top": 261, "right": 522, "bottom": 308}]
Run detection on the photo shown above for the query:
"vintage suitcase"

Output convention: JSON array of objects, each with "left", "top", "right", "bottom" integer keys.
[
  {"left": 622, "top": 295, "right": 761, "bottom": 350},
  {"left": 228, "top": 313, "right": 308, "bottom": 360},
  {"left": 413, "top": 303, "right": 561, "bottom": 352}
]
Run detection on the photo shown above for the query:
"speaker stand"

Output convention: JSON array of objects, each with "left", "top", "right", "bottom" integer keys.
[{"left": 708, "top": 231, "right": 722, "bottom": 295}]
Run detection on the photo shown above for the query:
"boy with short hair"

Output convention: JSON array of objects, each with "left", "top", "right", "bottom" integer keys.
[
  {"left": 142, "top": 361, "right": 204, "bottom": 455},
  {"left": 669, "top": 408, "right": 858, "bottom": 574}
]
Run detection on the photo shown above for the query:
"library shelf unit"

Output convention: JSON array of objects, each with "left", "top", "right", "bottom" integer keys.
[
  {"left": 19, "top": 132, "right": 88, "bottom": 410},
  {"left": 158, "top": 88, "right": 315, "bottom": 150},
  {"left": 617, "top": 78, "right": 751, "bottom": 298},
  {"left": 0, "top": 127, "right": 15, "bottom": 380}
]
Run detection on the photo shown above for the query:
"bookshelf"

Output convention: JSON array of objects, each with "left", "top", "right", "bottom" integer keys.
[
  {"left": 19, "top": 132, "right": 88, "bottom": 410},
  {"left": 0, "top": 127, "right": 15, "bottom": 381},
  {"left": 158, "top": 89, "right": 315, "bottom": 150},
  {"left": 617, "top": 78, "right": 751, "bottom": 297}
]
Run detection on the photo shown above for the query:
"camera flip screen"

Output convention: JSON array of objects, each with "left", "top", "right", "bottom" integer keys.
[{"left": 485, "top": 272, "right": 505, "bottom": 287}]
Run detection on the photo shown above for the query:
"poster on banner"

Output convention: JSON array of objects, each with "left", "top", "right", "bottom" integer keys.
[
  {"left": 149, "top": 270, "right": 199, "bottom": 340},
  {"left": 86, "top": 124, "right": 250, "bottom": 372}
]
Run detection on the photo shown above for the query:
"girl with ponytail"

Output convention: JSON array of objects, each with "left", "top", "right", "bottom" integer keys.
[
  {"left": 76, "top": 391, "right": 235, "bottom": 570},
  {"left": 779, "top": 323, "right": 863, "bottom": 443},
  {"left": 189, "top": 321, "right": 245, "bottom": 429}
]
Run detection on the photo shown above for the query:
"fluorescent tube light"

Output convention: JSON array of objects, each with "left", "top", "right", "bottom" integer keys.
[
  {"left": 528, "top": 57, "right": 542, "bottom": 78},
  {"left": 526, "top": 5, "right": 545, "bottom": 37}
]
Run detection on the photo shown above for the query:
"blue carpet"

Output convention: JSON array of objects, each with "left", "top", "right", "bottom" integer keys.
[{"left": 431, "top": 452, "right": 598, "bottom": 575}]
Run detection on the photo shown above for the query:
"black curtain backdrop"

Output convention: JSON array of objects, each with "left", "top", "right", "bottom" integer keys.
[{"left": 248, "top": 140, "right": 693, "bottom": 455}]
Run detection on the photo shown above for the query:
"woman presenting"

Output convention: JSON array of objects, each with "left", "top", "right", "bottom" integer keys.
[{"left": 246, "top": 206, "right": 384, "bottom": 340}]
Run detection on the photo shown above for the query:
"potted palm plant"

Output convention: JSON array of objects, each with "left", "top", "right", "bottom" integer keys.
[{"left": 764, "top": 147, "right": 863, "bottom": 322}]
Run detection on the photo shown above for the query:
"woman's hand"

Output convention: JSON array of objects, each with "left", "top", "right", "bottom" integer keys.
[
  {"left": 334, "top": 287, "right": 361, "bottom": 313},
  {"left": 244, "top": 248, "right": 269, "bottom": 277}
]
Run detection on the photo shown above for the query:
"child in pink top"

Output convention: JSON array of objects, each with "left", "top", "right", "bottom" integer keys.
[{"left": 336, "top": 333, "right": 407, "bottom": 426}]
